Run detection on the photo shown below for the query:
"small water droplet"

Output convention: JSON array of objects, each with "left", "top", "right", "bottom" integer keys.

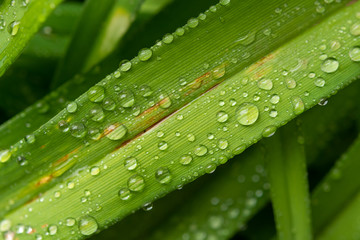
[
  {"left": 314, "top": 77, "right": 325, "bottom": 87},
  {"left": 220, "top": 0, "right": 230, "bottom": 6},
  {"left": 124, "top": 157, "right": 138, "bottom": 170},
  {"left": 120, "top": 60, "right": 132, "bottom": 72},
  {"left": 87, "top": 86, "right": 105, "bottom": 102},
  {"left": 158, "top": 141, "right": 168, "bottom": 150},
  {"left": 180, "top": 154, "right": 193, "bottom": 165},
  {"left": 127, "top": 174, "right": 145, "bottom": 192},
  {"left": 236, "top": 103, "right": 259, "bottom": 126},
  {"left": 187, "top": 18, "right": 199, "bottom": 28},
  {"left": 163, "top": 34, "right": 174, "bottom": 44},
  {"left": 102, "top": 98, "right": 116, "bottom": 111},
  {"left": 90, "top": 166, "right": 100, "bottom": 176},
  {"left": 269, "top": 110, "right": 278, "bottom": 118},
  {"left": 257, "top": 78, "right": 273, "bottom": 90},
  {"left": 8, "top": 21, "right": 20, "bottom": 35},
  {"left": 119, "top": 89, "right": 135, "bottom": 108},
  {"left": 285, "top": 78, "right": 297, "bottom": 89},
  {"left": 66, "top": 218, "right": 76, "bottom": 227},
  {"left": 291, "top": 96, "right": 305, "bottom": 115},
  {"left": 89, "top": 106, "right": 105, "bottom": 122},
  {"left": 321, "top": 58, "right": 339, "bottom": 73},
  {"left": 187, "top": 133, "right": 196, "bottom": 142},
  {"left": 158, "top": 93, "right": 172, "bottom": 109},
  {"left": 138, "top": 48, "right": 153, "bottom": 61},
  {"left": 118, "top": 187, "right": 131, "bottom": 200},
  {"left": 155, "top": 167, "right": 172, "bottom": 184},
  {"left": 175, "top": 27, "right": 185, "bottom": 36},
  {"left": 262, "top": 125, "right": 277, "bottom": 137},
  {"left": 0, "top": 150, "right": 11, "bottom": 163},
  {"left": 217, "top": 111, "right": 228, "bottom": 122},
  {"left": 70, "top": 122, "right": 87, "bottom": 138},
  {"left": 349, "top": 46, "right": 360, "bottom": 62},
  {"left": 194, "top": 145, "right": 208, "bottom": 156},
  {"left": 0, "top": 219, "right": 11, "bottom": 232},
  {"left": 106, "top": 124, "right": 127, "bottom": 140},
  {"left": 48, "top": 225, "right": 57, "bottom": 235},
  {"left": 350, "top": 22, "right": 360, "bottom": 36},
  {"left": 329, "top": 40, "right": 341, "bottom": 51},
  {"left": 142, "top": 202, "right": 153, "bottom": 211},
  {"left": 78, "top": 216, "right": 98, "bottom": 236},
  {"left": 139, "top": 85, "right": 153, "bottom": 97},
  {"left": 218, "top": 139, "right": 228, "bottom": 149},
  {"left": 270, "top": 94, "right": 280, "bottom": 104}
]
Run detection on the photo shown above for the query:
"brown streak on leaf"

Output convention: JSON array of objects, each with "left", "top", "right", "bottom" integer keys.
[{"left": 53, "top": 148, "right": 80, "bottom": 167}]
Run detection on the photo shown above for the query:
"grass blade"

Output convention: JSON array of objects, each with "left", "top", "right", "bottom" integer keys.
[
  {"left": 0, "top": 0, "right": 63, "bottom": 77},
  {"left": 265, "top": 121, "right": 312, "bottom": 240},
  {"left": 0, "top": 1, "right": 359, "bottom": 239},
  {"left": 51, "top": 0, "right": 144, "bottom": 88}
]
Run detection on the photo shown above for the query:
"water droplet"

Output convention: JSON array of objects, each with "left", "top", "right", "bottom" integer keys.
[
  {"left": 194, "top": 145, "right": 208, "bottom": 156},
  {"left": 8, "top": 21, "right": 20, "bottom": 35},
  {"left": 48, "top": 225, "right": 57, "bottom": 235},
  {"left": 205, "top": 164, "right": 217, "bottom": 174},
  {"left": 318, "top": 98, "right": 328, "bottom": 106},
  {"left": 70, "top": 122, "right": 87, "bottom": 138},
  {"left": 257, "top": 78, "right": 273, "bottom": 90},
  {"left": 66, "top": 218, "right": 76, "bottom": 227},
  {"left": 89, "top": 128, "right": 101, "bottom": 140},
  {"left": 180, "top": 154, "right": 193, "bottom": 165},
  {"left": 0, "top": 219, "right": 11, "bottom": 232},
  {"left": 139, "top": 85, "right": 153, "bottom": 97},
  {"left": 124, "top": 157, "right": 138, "bottom": 170},
  {"left": 138, "top": 48, "right": 153, "bottom": 61},
  {"left": 78, "top": 216, "right": 98, "bottom": 236},
  {"left": 155, "top": 167, "right": 172, "bottom": 184},
  {"left": 285, "top": 78, "right": 297, "bottom": 89},
  {"left": 58, "top": 120, "right": 69, "bottom": 132},
  {"left": 262, "top": 125, "right": 277, "bottom": 137},
  {"left": 216, "top": 111, "right": 228, "bottom": 122},
  {"left": 120, "top": 60, "right": 132, "bottom": 72},
  {"left": 314, "top": 77, "right": 325, "bottom": 87},
  {"left": 187, "top": 133, "right": 195, "bottom": 142},
  {"left": 175, "top": 27, "right": 185, "bottom": 36},
  {"left": 269, "top": 110, "right": 278, "bottom": 118},
  {"left": 349, "top": 46, "right": 360, "bottom": 62},
  {"left": 350, "top": 22, "right": 360, "bottom": 36},
  {"left": 118, "top": 187, "right": 131, "bottom": 200},
  {"left": 87, "top": 86, "right": 105, "bottom": 102},
  {"left": 236, "top": 103, "right": 259, "bottom": 126},
  {"left": 270, "top": 94, "right": 280, "bottom": 104},
  {"left": 106, "top": 124, "right": 127, "bottom": 140},
  {"left": 163, "top": 34, "right": 174, "bottom": 44},
  {"left": 89, "top": 106, "right": 105, "bottom": 122},
  {"left": 102, "top": 98, "right": 116, "bottom": 111},
  {"left": 127, "top": 174, "right": 145, "bottom": 192},
  {"left": 236, "top": 31, "right": 256, "bottom": 46},
  {"left": 187, "top": 18, "right": 199, "bottom": 28},
  {"left": 66, "top": 102, "right": 77, "bottom": 113},
  {"left": 321, "top": 58, "right": 339, "bottom": 73},
  {"left": 0, "top": 150, "right": 11, "bottom": 163},
  {"left": 291, "top": 96, "right": 305, "bottom": 115},
  {"left": 158, "top": 141, "right": 168, "bottom": 150},
  {"left": 218, "top": 139, "right": 228, "bottom": 149},
  {"left": 212, "top": 64, "right": 226, "bottom": 79},
  {"left": 220, "top": 0, "right": 230, "bottom": 6},
  {"left": 158, "top": 93, "right": 172, "bottom": 109},
  {"left": 90, "top": 166, "right": 100, "bottom": 176},
  {"left": 119, "top": 89, "right": 135, "bottom": 108},
  {"left": 329, "top": 40, "right": 341, "bottom": 51}
]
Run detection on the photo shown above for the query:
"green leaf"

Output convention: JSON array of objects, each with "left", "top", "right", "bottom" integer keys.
[
  {"left": 0, "top": 0, "right": 359, "bottom": 239},
  {"left": 51, "top": 0, "right": 144, "bottom": 88},
  {"left": 0, "top": 0, "right": 63, "bottom": 77},
  {"left": 264, "top": 121, "right": 312, "bottom": 240}
]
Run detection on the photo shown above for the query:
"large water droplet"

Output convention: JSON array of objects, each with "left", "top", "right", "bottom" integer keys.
[
  {"left": 349, "top": 46, "right": 360, "bottom": 62},
  {"left": 285, "top": 78, "right": 297, "bottom": 89},
  {"left": 139, "top": 85, "right": 153, "bottom": 97},
  {"left": 119, "top": 60, "right": 132, "bottom": 72},
  {"left": 262, "top": 125, "right": 277, "bottom": 137},
  {"left": 66, "top": 102, "right": 78, "bottom": 113},
  {"left": 188, "top": 18, "right": 199, "bottom": 28},
  {"left": 119, "top": 89, "right": 135, "bottom": 108},
  {"left": 218, "top": 139, "right": 228, "bottom": 149},
  {"left": 138, "top": 48, "right": 153, "bottom": 61},
  {"left": 106, "top": 124, "right": 127, "bottom": 140},
  {"left": 321, "top": 58, "right": 339, "bottom": 73},
  {"left": 236, "top": 103, "right": 259, "bottom": 126},
  {"left": 87, "top": 86, "right": 105, "bottom": 102},
  {"left": 194, "top": 145, "right": 208, "bottom": 156},
  {"left": 257, "top": 78, "right": 273, "bottom": 90},
  {"left": 155, "top": 167, "right": 172, "bottom": 184},
  {"left": 78, "top": 216, "right": 98, "bottom": 236},
  {"left": 127, "top": 174, "right": 145, "bottom": 191},
  {"left": 163, "top": 34, "right": 174, "bottom": 44},
  {"left": 291, "top": 96, "right": 305, "bottom": 115},
  {"left": 48, "top": 225, "right": 57, "bottom": 235},
  {"left": 89, "top": 106, "right": 105, "bottom": 122},
  {"left": 90, "top": 166, "right": 100, "bottom": 176},
  {"left": 102, "top": 98, "right": 116, "bottom": 111},
  {"left": 158, "top": 93, "right": 172, "bottom": 109},
  {"left": 314, "top": 77, "right": 325, "bottom": 87}
]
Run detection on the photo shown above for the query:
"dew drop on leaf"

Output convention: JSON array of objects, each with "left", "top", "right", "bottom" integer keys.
[
  {"left": 321, "top": 58, "right": 339, "bottom": 73},
  {"left": 194, "top": 145, "right": 208, "bottom": 156},
  {"left": 124, "top": 157, "right": 138, "bottom": 170},
  {"left": 78, "top": 216, "right": 98, "bottom": 236},
  {"left": 217, "top": 111, "right": 229, "bottom": 122},
  {"left": 119, "top": 89, "right": 135, "bottom": 108},
  {"left": 118, "top": 187, "right": 131, "bottom": 200},
  {"left": 155, "top": 167, "right": 172, "bottom": 184},
  {"left": 0, "top": 149, "right": 11, "bottom": 163},
  {"left": 257, "top": 78, "right": 273, "bottom": 90},
  {"left": 106, "top": 124, "right": 127, "bottom": 140},
  {"left": 127, "top": 174, "right": 145, "bottom": 192},
  {"left": 236, "top": 103, "right": 259, "bottom": 126},
  {"left": 8, "top": 21, "right": 20, "bottom": 35},
  {"left": 87, "top": 86, "right": 105, "bottom": 103},
  {"left": 262, "top": 125, "right": 277, "bottom": 137},
  {"left": 138, "top": 48, "right": 153, "bottom": 61},
  {"left": 66, "top": 102, "right": 77, "bottom": 113},
  {"left": 349, "top": 46, "right": 360, "bottom": 62},
  {"left": 350, "top": 22, "right": 360, "bottom": 36},
  {"left": 291, "top": 96, "right": 305, "bottom": 115},
  {"left": 180, "top": 154, "right": 193, "bottom": 165},
  {"left": 70, "top": 122, "right": 87, "bottom": 138},
  {"left": 314, "top": 77, "right": 325, "bottom": 87}
]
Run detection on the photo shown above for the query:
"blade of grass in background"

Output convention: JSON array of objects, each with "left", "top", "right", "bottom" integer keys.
[
  {"left": 0, "top": 0, "right": 63, "bottom": 77},
  {"left": 51, "top": 0, "right": 144, "bottom": 89},
  {"left": 265, "top": 121, "right": 312, "bottom": 240},
  {"left": 312, "top": 133, "right": 360, "bottom": 239},
  {"left": 1, "top": 2, "right": 360, "bottom": 239},
  {"left": 0, "top": 2, "right": 83, "bottom": 117}
]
